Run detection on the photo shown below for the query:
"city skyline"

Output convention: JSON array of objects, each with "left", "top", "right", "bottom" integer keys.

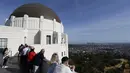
[{"left": 0, "top": 0, "right": 130, "bottom": 44}]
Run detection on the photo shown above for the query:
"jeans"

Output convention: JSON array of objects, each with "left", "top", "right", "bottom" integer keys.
[{"left": 3, "top": 56, "right": 9, "bottom": 66}]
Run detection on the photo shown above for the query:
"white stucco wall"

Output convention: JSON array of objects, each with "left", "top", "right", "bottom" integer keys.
[
  {"left": 26, "top": 30, "right": 39, "bottom": 45},
  {"left": 28, "top": 18, "right": 40, "bottom": 29},
  {"left": 45, "top": 19, "right": 53, "bottom": 30},
  {"left": 14, "top": 18, "right": 23, "bottom": 27},
  {"left": 0, "top": 25, "right": 25, "bottom": 55},
  {"left": 30, "top": 44, "right": 67, "bottom": 61},
  {"left": 1, "top": 14, "right": 68, "bottom": 61}
]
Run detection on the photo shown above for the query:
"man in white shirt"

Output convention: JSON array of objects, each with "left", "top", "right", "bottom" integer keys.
[
  {"left": 53, "top": 56, "right": 76, "bottom": 73},
  {"left": 20, "top": 44, "right": 31, "bottom": 73},
  {"left": 22, "top": 44, "right": 30, "bottom": 55}
]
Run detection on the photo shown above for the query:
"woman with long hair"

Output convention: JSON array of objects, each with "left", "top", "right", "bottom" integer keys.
[
  {"left": 2, "top": 48, "right": 10, "bottom": 68},
  {"left": 48, "top": 53, "right": 60, "bottom": 73},
  {"left": 50, "top": 53, "right": 59, "bottom": 64}
]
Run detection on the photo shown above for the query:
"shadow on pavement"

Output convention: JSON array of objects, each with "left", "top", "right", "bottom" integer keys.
[{"left": 6, "top": 68, "right": 20, "bottom": 73}]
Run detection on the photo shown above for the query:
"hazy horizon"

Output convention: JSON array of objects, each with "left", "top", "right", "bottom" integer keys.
[{"left": 69, "top": 42, "right": 130, "bottom": 44}]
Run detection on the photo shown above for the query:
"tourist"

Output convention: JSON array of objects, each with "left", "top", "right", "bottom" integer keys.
[
  {"left": 33, "top": 49, "right": 46, "bottom": 73},
  {"left": 41, "top": 55, "right": 49, "bottom": 73},
  {"left": 20, "top": 44, "right": 30, "bottom": 73},
  {"left": 123, "top": 63, "right": 130, "bottom": 73},
  {"left": 28, "top": 46, "right": 36, "bottom": 73},
  {"left": 18, "top": 44, "right": 24, "bottom": 54},
  {"left": 2, "top": 48, "right": 11, "bottom": 68},
  {"left": 22, "top": 44, "right": 30, "bottom": 55},
  {"left": 68, "top": 59, "right": 76, "bottom": 72},
  {"left": 48, "top": 53, "right": 60, "bottom": 73},
  {"left": 53, "top": 56, "right": 76, "bottom": 73},
  {"left": 18, "top": 44, "right": 24, "bottom": 62},
  {"left": 21, "top": 44, "right": 30, "bottom": 63}
]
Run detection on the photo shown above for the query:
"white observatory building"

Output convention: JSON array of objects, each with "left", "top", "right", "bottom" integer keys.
[{"left": 0, "top": 3, "right": 68, "bottom": 60}]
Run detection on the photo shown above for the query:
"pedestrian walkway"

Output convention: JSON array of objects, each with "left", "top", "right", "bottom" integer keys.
[{"left": 0, "top": 53, "right": 20, "bottom": 73}]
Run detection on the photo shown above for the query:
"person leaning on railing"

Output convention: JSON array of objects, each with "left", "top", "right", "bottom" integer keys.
[
  {"left": 68, "top": 59, "right": 77, "bottom": 73},
  {"left": 33, "top": 49, "right": 49, "bottom": 73},
  {"left": 18, "top": 44, "right": 25, "bottom": 62}
]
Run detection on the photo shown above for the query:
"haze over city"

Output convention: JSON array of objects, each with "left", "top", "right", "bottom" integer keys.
[{"left": 0, "top": 0, "right": 130, "bottom": 44}]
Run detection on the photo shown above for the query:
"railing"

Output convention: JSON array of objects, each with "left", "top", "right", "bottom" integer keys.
[{"left": 9, "top": 49, "right": 12, "bottom": 57}]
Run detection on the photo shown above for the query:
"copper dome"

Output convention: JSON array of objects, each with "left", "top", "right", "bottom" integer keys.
[{"left": 9, "top": 3, "right": 61, "bottom": 23}]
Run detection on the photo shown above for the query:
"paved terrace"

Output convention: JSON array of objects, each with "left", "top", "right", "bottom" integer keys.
[{"left": 0, "top": 54, "right": 20, "bottom": 73}]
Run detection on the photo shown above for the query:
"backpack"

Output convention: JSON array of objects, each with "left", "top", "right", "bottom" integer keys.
[{"left": 28, "top": 51, "right": 36, "bottom": 62}]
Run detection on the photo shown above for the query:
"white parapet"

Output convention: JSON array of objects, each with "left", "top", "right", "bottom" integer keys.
[
  {"left": 23, "top": 14, "right": 29, "bottom": 29},
  {"left": 10, "top": 16, "right": 15, "bottom": 27},
  {"left": 39, "top": 16, "right": 44, "bottom": 30}
]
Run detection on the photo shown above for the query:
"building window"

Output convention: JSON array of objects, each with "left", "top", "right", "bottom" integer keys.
[
  {"left": 61, "top": 33, "right": 66, "bottom": 44},
  {"left": 0, "top": 38, "right": 8, "bottom": 48},
  {"left": 53, "top": 32, "right": 58, "bottom": 44},
  {"left": 34, "top": 31, "right": 41, "bottom": 44},
  {"left": 61, "top": 38, "right": 64, "bottom": 44},
  {"left": 64, "top": 51, "right": 66, "bottom": 55},
  {"left": 61, "top": 52, "right": 64, "bottom": 57},
  {"left": 46, "top": 35, "right": 51, "bottom": 44}
]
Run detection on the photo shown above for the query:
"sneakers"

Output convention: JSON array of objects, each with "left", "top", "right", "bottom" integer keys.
[
  {"left": 2, "top": 66, "right": 8, "bottom": 68},
  {"left": 2, "top": 66, "right": 5, "bottom": 68},
  {"left": 4, "top": 66, "right": 8, "bottom": 68}
]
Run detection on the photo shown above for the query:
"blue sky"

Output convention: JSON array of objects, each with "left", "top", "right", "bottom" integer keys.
[{"left": 0, "top": 0, "right": 130, "bottom": 44}]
